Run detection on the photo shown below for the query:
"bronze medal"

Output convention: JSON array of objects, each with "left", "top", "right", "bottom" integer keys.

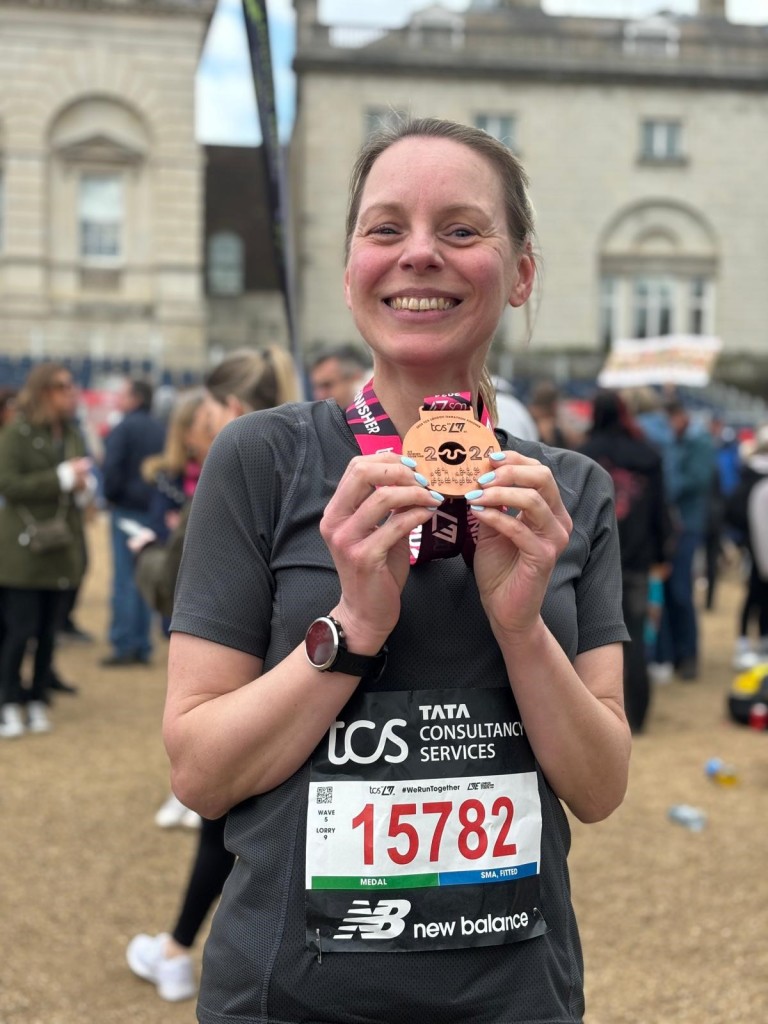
[{"left": 403, "top": 407, "right": 501, "bottom": 497}]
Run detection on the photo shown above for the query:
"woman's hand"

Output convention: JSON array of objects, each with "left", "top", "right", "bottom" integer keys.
[
  {"left": 320, "top": 453, "right": 441, "bottom": 652},
  {"left": 466, "top": 451, "right": 572, "bottom": 639}
]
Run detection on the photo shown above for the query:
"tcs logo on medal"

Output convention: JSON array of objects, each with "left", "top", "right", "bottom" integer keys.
[{"left": 327, "top": 718, "right": 409, "bottom": 765}]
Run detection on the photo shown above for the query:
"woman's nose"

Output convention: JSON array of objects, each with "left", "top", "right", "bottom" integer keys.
[{"left": 398, "top": 230, "right": 444, "bottom": 273}]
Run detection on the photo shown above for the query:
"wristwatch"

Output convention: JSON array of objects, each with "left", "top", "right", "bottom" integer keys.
[{"left": 304, "top": 616, "right": 387, "bottom": 681}]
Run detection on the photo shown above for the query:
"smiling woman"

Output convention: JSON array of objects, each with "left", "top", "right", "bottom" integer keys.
[{"left": 165, "top": 117, "right": 630, "bottom": 1024}]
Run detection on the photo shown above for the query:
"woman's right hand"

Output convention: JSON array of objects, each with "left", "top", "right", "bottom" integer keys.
[{"left": 320, "top": 453, "right": 441, "bottom": 652}]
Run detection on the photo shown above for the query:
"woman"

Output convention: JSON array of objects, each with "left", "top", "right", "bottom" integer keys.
[
  {"left": 165, "top": 119, "right": 630, "bottom": 1023},
  {"left": 128, "top": 346, "right": 299, "bottom": 1000},
  {"left": 579, "top": 389, "right": 671, "bottom": 733},
  {"left": 0, "top": 363, "right": 93, "bottom": 738}
]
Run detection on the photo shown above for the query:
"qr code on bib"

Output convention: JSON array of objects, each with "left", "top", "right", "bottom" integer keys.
[{"left": 316, "top": 786, "right": 333, "bottom": 805}]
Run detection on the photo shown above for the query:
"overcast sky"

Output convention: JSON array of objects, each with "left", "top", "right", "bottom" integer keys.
[{"left": 196, "top": 0, "right": 768, "bottom": 145}]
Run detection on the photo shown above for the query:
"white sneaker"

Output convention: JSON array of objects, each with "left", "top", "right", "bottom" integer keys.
[
  {"left": 181, "top": 808, "right": 202, "bottom": 830},
  {"left": 27, "top": 701, "right": 52, "bottom": 734},
  {"left": 649, "top": 662, "right": 674, "bottom": 685},
  {"left": 733, "top": 638, "right": 760, "bottom": 671},
  {"left": 126, "top": 932, "right": 196, "bottom": 1002},
  {"left": 154, "top": 794, "right": 192, "bottom": 829},
  {"left": 0, "top": 704, "right": 25, "bottom": 739}
]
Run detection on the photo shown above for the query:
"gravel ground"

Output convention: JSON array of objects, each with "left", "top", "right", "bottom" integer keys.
[{"left": 1, "top": 514, "right": 766, "bottom": 1023}]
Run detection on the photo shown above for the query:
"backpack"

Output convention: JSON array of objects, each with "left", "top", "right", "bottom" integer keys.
[{"left": 727, "top": 663, "right": 768, "bottom": 726}]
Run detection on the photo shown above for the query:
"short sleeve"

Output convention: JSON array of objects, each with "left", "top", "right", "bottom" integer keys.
[
  {"left": 170, "top": 417, "right": 277, "bottom": 657},
  {"left": 573, "top": 459, "right": 629, "bottom": 654}
]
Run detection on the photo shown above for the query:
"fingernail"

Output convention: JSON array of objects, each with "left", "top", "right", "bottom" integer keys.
[
  {"left": 429, "top": 491, "right": 445, "bottom": 503},
  {"left": 464, "top": 489, "right": 483, "bottom": 501},
  {"left": 470, "top": 505, "right": 486, "bottom": 513},
  {"left": 489, "top": 451, "right": 506, "bottom": 462},
  {"left": 400, "top": 456, "right": 418, "bottom": 468},
  {"left": 476, "top": 471, "right": 495, "bottom": 485},
  {"left": 414, "top": 472, "right": 429, "bottom": 487}
]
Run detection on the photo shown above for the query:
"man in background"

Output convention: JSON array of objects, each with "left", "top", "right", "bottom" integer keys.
[
  {"left": 307, "top": 344, "right": 370, "bottom": 408},
  {"left": 101, "top": 378, "right": 165, "bottom": 667}
]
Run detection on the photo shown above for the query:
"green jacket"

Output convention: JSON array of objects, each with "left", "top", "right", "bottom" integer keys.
[{"left": 0, "top": 417, "right": 87, "bottom": 589}]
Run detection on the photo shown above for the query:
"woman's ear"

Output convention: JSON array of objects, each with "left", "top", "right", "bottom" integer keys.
[
  {"left": 508, "top": 243, "right": 536, "bottom": 309},
  {"left": 226, "top": 395, "right": 246, "bottom": 418}
]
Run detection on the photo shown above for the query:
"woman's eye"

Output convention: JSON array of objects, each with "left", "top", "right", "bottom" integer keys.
[
  {"left": 449, "top": 227, "right": 475, "bottom": 239},
  {"left": 370, "top": 224, "right": 398, "bottom": 236}
]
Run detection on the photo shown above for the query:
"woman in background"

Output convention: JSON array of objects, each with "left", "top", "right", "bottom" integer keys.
[{"left": 127, "top": 345, "right": 299, "bottom": 1002}]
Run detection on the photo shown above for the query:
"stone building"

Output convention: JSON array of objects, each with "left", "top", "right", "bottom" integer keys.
[
  {"left": 290, "top": 0, "right": 768, "bottom": 388},
  {"left": 0, "top": 0, "right": 215, "bottom": 376}
]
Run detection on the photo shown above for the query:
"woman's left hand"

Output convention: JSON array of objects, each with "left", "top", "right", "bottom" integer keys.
[{"left": 468, "top": 451, "right": 572, "bottom": 638}]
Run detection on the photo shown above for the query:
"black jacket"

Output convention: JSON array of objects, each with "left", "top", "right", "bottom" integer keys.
[
  {"left": 580, "top": 428, "right": 671, "bottom": 573},
  {"left": 102, "top": 408, "right": 165, "bottom": 511}
]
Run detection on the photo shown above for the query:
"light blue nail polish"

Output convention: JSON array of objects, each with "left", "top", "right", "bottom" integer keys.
[
  {"left": 464, "top": 489, "right": 483, "bottom": 501},
  {"left": 476, "top": 471, "right": 495, "bottom": 485},
  {"left": 470, "top": 505, "right": 486, "bottom": 513},
  {"left": 400, "top": 456, "right": 418, "bottom": 468},
  {"left": 429, "top": 491, "right": 445, "bottom": 503},
  {"left": 489, "top": 451, "right": 506, "bottom": 462},
  {"left": 414, "top": 472, "right": 429, "bottom": 487}
]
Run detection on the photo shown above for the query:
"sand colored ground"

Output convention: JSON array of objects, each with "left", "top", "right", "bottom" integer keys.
[{"left": 1, "top": 513, "right": 766, "bottom": 1023}]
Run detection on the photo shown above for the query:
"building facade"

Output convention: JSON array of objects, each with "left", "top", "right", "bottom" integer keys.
[
  {"left": 0, "top": 0, "right": 215, "bottom": 375},
  {"left": 290, "top": 0, "right": 768, "bottom": 388}
]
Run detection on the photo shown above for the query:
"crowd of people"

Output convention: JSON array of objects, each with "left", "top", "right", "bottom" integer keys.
[{"left": 0, "top": 116, "right": 766, "bottom": 1022}]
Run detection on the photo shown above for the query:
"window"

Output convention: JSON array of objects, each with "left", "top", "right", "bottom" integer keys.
[
  {"left": 632, "top": 276, "right": 674, "bottom": 338},
  {"left": 78, "top": 174, "right": 123, "bottom": 261},
  {"left": 364, "top": 107, "right": 407, "bottom": 138},
  {"left": 474, "top": 114, "right": 516, "bottom": 150},
  {"left": 599, "top": 276, "right": 619, "bottom": 351},
  {"left": 208, "top": 232, "right": 244, "bottom": 296},
  {"left": 640, "top": 119, "right": 683, "bottom": 162},
  {"left": 689, "top": 276, "right": 712, "bottom": 335}
]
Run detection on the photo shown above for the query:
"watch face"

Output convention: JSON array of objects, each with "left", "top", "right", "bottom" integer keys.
[{"left": 306, "top": 618, "right": 338, "bottom": 671}]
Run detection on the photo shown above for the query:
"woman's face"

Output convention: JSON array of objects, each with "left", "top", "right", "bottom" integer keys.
[
  {"left": 45, "top": 373, "right": 78, "bottom": 422},
  {"left": 344, "top": 136, "right": 534, "bottom": 376}
]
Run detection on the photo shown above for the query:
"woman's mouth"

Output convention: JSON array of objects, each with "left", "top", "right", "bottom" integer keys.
[{"left": 385, "top": 296, "right": 459, "bottom": 312}]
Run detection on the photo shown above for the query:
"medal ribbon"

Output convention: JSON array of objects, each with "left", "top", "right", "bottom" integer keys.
[{"left": 344, "top": 379, "right": 496, "bottom": 565}]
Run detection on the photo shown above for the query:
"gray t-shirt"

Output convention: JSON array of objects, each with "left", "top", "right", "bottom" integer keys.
[{"left": 173, "top": 399, "right": 627, "bottom": 1024}]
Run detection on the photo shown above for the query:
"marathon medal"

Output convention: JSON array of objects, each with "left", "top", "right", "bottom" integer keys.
[{"left": 403, "top": 406, "right": 501, "bottom": 498}]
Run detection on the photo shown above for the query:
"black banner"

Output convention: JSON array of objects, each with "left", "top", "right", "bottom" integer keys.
[{"left": 240, "top": 0, "right": 296, "bottom": 353}]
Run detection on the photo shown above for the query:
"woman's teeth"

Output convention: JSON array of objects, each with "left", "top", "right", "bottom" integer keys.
[{"left": 387, "top": 297, "right": 457, "bottom": 311}]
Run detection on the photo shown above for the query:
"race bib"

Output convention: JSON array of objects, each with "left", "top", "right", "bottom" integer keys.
[{"left": 305, "top": 687, "right": 546, "bottom": 953}]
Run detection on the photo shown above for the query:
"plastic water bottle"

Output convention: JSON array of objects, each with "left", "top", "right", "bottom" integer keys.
[
  {"left": 667, "top": 805, "right": 707, "bottom": 831},
  {"left": 748, "top": 702, "right": 768, "bottom": 731},
  {"left": 704, "top": 757, "right": 739, "bottom": 786}
]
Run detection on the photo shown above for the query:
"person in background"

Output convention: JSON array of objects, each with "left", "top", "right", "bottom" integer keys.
[
  {"left": 101, "top": 377, "right": 165, "bottom": 667},
  {"left": 655, "top": 398, "right": 716, "bottom": 681},
  {"left": 0, "top": 387, "right": 19, "bottom": 686},
  {"left": 528, "top": 378, "right": 579, "bottom": 448},
  {"left": 580, "top": 389, "right": 672, "bottom": 732},
  {"left": 492, "top": 375, "right": 539, "bottom": 442},
  {"left": 725, "top": 423, "right": 768, "bottom": 670},
  {"left": 0, "top": 364, "right": 95, "bottom": 738},
  {"left": 163, "top": 117, "right": 630, "bottom": 1024},
  {"left": 126, "top": 346, "right": 299, "bottom": 1002},
  {"left": 307, "top": 343, "right": 371, "bottom": 407}
]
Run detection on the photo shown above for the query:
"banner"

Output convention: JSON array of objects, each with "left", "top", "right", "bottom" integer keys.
[
  {"left": 598, "top": 335, "right": 722, "bottom": 388},
  {"left": 241, "top": 0, "right": 295, "bottom": 352}
]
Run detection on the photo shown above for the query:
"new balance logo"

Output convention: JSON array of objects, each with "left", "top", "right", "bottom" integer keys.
[
  {"left": 432, "top": 510, "right": 459, "bottom": 544},
  {"left": 333, "top": 899, "right": 411, "bottom": 940}
]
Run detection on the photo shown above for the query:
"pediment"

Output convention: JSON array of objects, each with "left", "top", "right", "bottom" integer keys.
[{"left": 54, "top": 132, "right": 145, "bottom": 165}]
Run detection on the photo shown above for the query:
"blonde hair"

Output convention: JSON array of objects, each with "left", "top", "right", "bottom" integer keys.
[
  {"left": 142, "top": 388, "right": 207, "bottom": 483},
  {"left": 345, "top": 117, "right": 538, "bottom": 424},
  {"left": 204, "top": 345, "right": 299, "bottom": 412}
]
